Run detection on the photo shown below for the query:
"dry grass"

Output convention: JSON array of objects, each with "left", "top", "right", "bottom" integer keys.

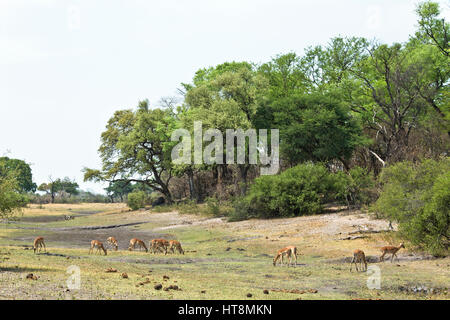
[{"left": 0, "top": 203, "right": 448, "bottom": 300}]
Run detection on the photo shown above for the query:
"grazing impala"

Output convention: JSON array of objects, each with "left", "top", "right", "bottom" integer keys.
[
  {"left": 106, "top": 236, "right": 118, "bottom": 251},
  {"left": 168, "top": 240, "right": 184, "bottom": 255},
  {"left": 33, "top": 237, "right": 46, "bottom": 254},
  {"left": 128, "top": 238, "right": 148, "bottom": 252},
  {"left": 150, "top": 239, "right": 169, "bottom": 254},
  {"left": 273, "top": 246, "right": 298, "bottom": 267},
  {"left": 380, "top": 243, "right": 405, "bottom": 262},
  {"left": 350, "top": 249, "right": 367, "bottom": 272},
  {"left": 89, "top": 240, "right": 107, "bottom": 255}
]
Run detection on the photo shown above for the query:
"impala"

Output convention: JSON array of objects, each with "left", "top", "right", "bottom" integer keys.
[
  {"left": 150, "top": 239, "right": 169, "bottom": 254},
  {"left": 89, "top": 240, "right": 107, "bottom": 255},
  {"left": 168, "top": 240, "right": 184, "bottom": 255},
  {"left": 350, "top": 249, "right": 367, "bottom": 272},
  {"left": 273, "top": 246, "right": 297, "bottom": 267},
  {"left": 380, "top": 243, "right": 405, "bottom": 262},
  {"left": 106, "top": 236, "right": 118, "bottom": 251},
  {"left": 128, "top": 238, "right": 148, "bottom": 252},
  {"left": 33, "top": 236, "right": 46, "bottom": 254}
]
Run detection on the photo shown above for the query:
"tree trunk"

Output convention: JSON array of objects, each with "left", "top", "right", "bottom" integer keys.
[
  {"left": 238, "top": 165, "right": 250, "bottom": 196},
  {"left": 187, "top": 169, "right": 196, "bottom": 201}
]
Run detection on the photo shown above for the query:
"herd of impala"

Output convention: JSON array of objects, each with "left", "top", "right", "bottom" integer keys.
[
  {"left": 33, "top": 234, "right": 405, "bottom": 272},
  {"left": 33, "top": 236, "right": 184, "bottom": 256},
  {"left": 272, "top": 243, "right": 405, "bottom": 271}
]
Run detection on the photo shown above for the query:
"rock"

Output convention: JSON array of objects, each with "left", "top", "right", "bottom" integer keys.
[
  {"left": 163, "top": 275, "right": 170, "bottom": 280},
  {"left": 121, "top": 273, "right": 128, "bottom": 279},
  {"left": 247, "top": 293, "right": 252, "bottom": 298},
  {"left": 263, "top": 290, "right": 269, "bottom": 294},
  {"left": 26, "top": 273, "right": 38, "bottom": 280},
  {"left": 201, "top": 290, "right": 206, "bottom": 293},
  {"left": 106, "top": 268, "right": 118, "bottom": 273},
  {"left": 154, "top": 284, "right": 163, "bottom": 290}
]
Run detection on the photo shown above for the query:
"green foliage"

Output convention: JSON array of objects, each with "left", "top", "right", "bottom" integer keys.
[
  {"left": 38, "top": 177, "right": 79, "bottom": 203},
  {"left": 372, "top": 158, "right": 450, "bottom": 255},
  {"left": 230, "top": 163, "right": 376, "bottom": 221},
  {"left": 205, "top": 196, "right": 221, "bottom": 216},
  {"left": 84, "top": 100, "right": 176, "bottom": 202},
  {"left": 0, "top": 157, "right": 36, "bottom": 193},
  {"left": 127, "top": 191, "right": 148, "bottom": 210},
  {"left": 255, "top": 93, "right": 367, "bottom": 164},
  {"left": 332, "top": 166, "right": 376, "bottom": 207},
  {"left": 105, "top": 181, "right": 134, "bottom": 202},
  {"left": 232, "top": 163, "right": 336, "bottom": 220},
  {"left": 415, "top": 1, "right": 449, "bottom": 57},
  {"left": 0, "top": 162, "right": 28, "bottom": 219},
  {"left": 257, "top": 53, "right": 306, "bottom": 99}
]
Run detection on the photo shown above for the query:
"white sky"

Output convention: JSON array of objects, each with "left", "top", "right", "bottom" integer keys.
[{"left": 1, "top": 0, "right": 449, "bottom": 194}]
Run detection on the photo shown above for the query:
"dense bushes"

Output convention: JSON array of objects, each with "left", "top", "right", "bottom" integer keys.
[
  {"left": 127, "top": 191, "right": 148, "bottom": 210},
  {"left": 333, "top": 167, "right": 376, "bottom": 207},
  {"left": 0, "top": 162, "right": 29, "bottom": 219},
  {"left": 372, "top": 158, "right": 449, "bottom": 255},
  {"left": 229, "top": 163, "right": 373, "bottom": 221}
]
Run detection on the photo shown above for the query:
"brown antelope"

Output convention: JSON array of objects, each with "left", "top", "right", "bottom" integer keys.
[
  {"left": 380, "top": 243, "right": 405, "bottom": 262},
  {"left": 33, "top": 237, "right": 46, "bottom": 254},
  {"left": 168, "top": 240, "right": 184, "bottom": 255},
  {"left": 273, "top": 246, "right": 298, "bottom": 267},
  {"left": 128, "top": 238, "right": 148, "bottom": 252},
  {"left": 350, "top": 249, "right": 367, "bottom": 272},
  {"left": 150, "top": 239, "right": 169, "bottom": 254},
  {"left": 89, "top": 240, "right": 107, "bottom": 255},
  {"left": 106, "top": 236, "right": 118, "bottom": 251},
  {"left": 151, "top": 239, "right": 168, "bottom": 254}
]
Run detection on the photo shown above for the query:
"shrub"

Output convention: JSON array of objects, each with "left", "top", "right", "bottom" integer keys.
[
  {"left": 0, "top": 164, "right": 28, "bottom": 219},
  {"left": 127, "top": 191, "right": 147, "bottom": 210},
  {"left": 231, "top": 163, "right": 336, "bottom": 220},
  {"left": 372, "top": 158, "right": 450, "bottom": 255},
  {"left": 205, "top": 196, "right": 221, "bottom": 216},
  {"left": 332, "top": 166, "right": 375, "bottom": 207}
]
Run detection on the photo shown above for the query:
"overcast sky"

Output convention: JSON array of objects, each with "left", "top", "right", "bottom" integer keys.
[{"left": 1, "top": 0, "right": 449, "bottom": 194}]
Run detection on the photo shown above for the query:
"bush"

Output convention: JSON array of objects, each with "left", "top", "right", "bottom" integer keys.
[
  {"left": 372, "top": 158, "right": 450, "bottom": 256},
  {"left": 231, "top": 163, "right": 337, "bottom": 220},
  {"left": 205, "top": 196, "right": 221, "bottom": 216},
  {"left": 332, "top": 166, "right": 375, "bottom": 207},
  {"left": 127, "top": 191, "right": 147, "bottom": 210},
  {"left": 0, "top": 164, "right": 28, "bottom": 219}
]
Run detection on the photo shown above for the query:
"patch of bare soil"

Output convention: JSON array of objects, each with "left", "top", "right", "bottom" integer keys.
[
  {"left": 19, "top": 216, "right": 66, "bottom": 223},
  {"left": 152, "top": 215, "right": 226, "bottom": 231},
  {"left": 326, "top": 253, "right": 438, "bottom": 264},
  {"left": 107, "top": 256, "right": 256, "bottom": 265},
  {"left": 223, "top": 210, "right": 394, "bottom": 238},
  {"left": 14, "top": 226, "right": 173, "bottom": 250}
]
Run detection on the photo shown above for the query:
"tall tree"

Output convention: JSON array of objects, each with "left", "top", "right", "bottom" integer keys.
[
  {"left": 38, "top": 177, "right": 79, "bottom": 203},
  {"left": 182, "top": 62, "right": 267, "bottom": 195},
  {"left": 415, "top": 1, "right": 449, "bottom": 57},
  {"left": 0, "top": 161, "right": 28, "bottom": 218},
  {"left": 84, "top": 100, "right": 176, "bottom": 203},
  {"left": 0, "top": 157, "right": 36, "bottom": 193}
]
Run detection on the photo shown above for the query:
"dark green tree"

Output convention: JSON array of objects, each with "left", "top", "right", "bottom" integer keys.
[
  {"left": 84, "top": 100, "right": 177, "bottom": 203},
  {"left": 0, "top": 157, "right": 36, "bottom": 193}
]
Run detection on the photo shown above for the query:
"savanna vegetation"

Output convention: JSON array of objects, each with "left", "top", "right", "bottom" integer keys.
[
  {"left": 80, "top": 1, "right": 449, "bottom": 256},
  {"left": 0, "top": 1, "right": 448, "bottom": 301}
]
